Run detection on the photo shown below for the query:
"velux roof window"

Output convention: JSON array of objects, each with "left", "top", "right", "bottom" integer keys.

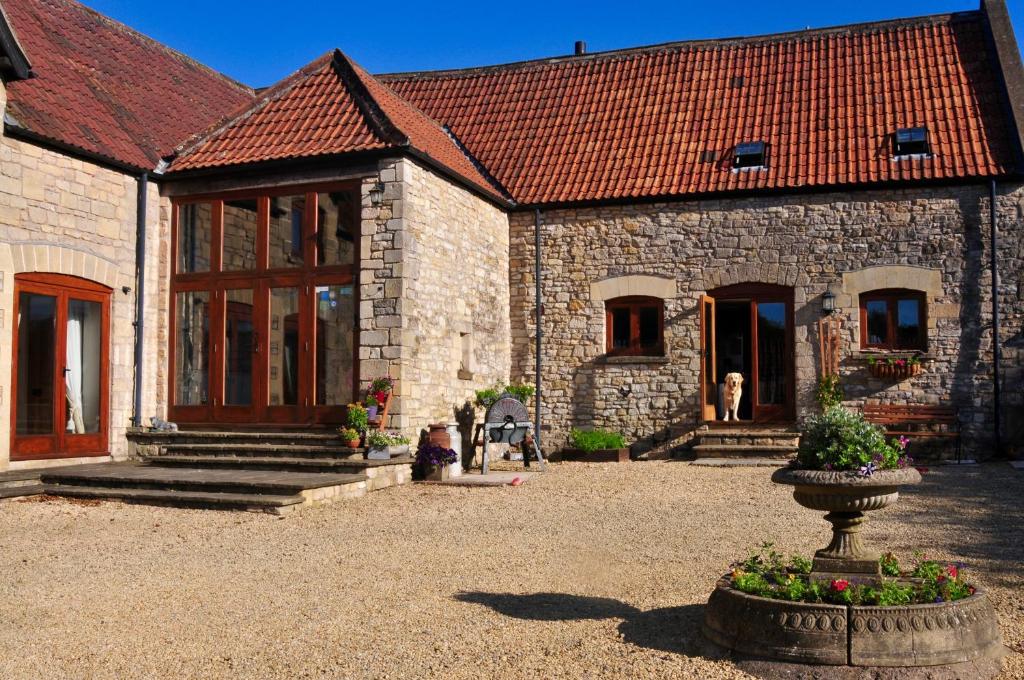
[
  {"left": 733, "top": 141, "right": 766, "bottom": 169},
  {"left": 894, "top": 127, "right": 929, "bottom": 157}
]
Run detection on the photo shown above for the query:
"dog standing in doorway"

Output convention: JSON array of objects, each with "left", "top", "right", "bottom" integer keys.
[{"left": 723, "top": 372, "right": 744, "bottom": 421}]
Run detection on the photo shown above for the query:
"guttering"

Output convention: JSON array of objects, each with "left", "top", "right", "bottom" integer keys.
[
  {"left": 534, "top": 208, "right": 543, "bottom": 454},
  {"left": 990, "top": 179, "right": 1004, "bottom": 457},
  {"left": 132, "top": 172, "right": 148, "bottom": 427}
]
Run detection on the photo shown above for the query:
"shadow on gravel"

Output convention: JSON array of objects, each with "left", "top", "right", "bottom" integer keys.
[{"left": 455, "top": 592, "right": 725, "bottom": 659}]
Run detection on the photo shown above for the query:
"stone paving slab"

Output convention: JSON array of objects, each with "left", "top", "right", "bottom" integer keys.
[
  {"left": 1010, "top": 461, "right": 1024, "bottom": 470},
  {"left": 40, "top": 463, "right": 365, "bottom": 491},
  {"left": 423, "top": 471, "right": 535, "bottom": 487}
]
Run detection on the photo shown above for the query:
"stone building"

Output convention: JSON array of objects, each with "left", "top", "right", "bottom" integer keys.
[{"left": 0, "top": 0, "right": 1021, "bottom": 473}]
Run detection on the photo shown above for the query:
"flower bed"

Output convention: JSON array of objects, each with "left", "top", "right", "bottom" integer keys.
[{"left": 728, "top": 544, "right": 975, "bottom": 607}]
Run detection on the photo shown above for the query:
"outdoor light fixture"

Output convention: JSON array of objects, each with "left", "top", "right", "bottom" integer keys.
[
  {"left": 368, "top": 182, "right": 385, "bottom": 206},
  {"left": 822, "top": 286, "right": 837, "bottom": 315}
]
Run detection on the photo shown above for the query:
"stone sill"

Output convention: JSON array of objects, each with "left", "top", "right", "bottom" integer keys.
[{"left": 597, "top": 355, "right": 670, "bottom": 366}]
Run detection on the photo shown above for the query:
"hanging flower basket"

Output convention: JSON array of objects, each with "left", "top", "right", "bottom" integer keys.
[{"left": 867, "top": 356, "right": 923, "bottom": 380}]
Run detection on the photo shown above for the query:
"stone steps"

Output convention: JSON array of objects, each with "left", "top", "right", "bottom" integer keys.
[
  {"left": 147, "top": 454, "right": 410, "bottom": 474},
  {"left": 40, "top": 463, "right": 372, "bottom": 515},
  {"left": 153, "top": 443, "right": 364, "bottom": 459},
  {"left": 690, "top": 427, "right": 800, "bottom": 460},
  {"left": 0, "top": 483, "right": 44, "bottom": 499}
]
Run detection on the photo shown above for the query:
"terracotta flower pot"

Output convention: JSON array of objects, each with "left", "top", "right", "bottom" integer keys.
[
  {"left": 771, "top": 467, "right": 922, "bottom": 578},
  {"left": 346, "top": 439, "right": 360, "bottom": 449}
]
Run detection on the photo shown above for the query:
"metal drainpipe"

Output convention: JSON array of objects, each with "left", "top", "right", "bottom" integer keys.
[
  {"left": 534, "top": 208, "right": 543, "bottom": 454},
  {"left": 132, "top": 172, "right": 148, "bottom": 428},
  {"left": 990, "top": 179, "right": 1003, "bottom": 457}
]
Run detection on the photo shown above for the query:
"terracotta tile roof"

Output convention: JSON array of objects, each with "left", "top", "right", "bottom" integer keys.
[
  {"left": 383, "top": 12, "right": 1018, "bottom": 205},
  {"left": 3, "top": 0, "right": 254, "bottom": 170},
  {"left": 169, "top": 51, "right": 507, "bottom": 201}
]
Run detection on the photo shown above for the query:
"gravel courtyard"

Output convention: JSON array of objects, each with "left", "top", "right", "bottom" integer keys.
[{"left": 0, "top": 462, "right": 1021, "bottom": 679}]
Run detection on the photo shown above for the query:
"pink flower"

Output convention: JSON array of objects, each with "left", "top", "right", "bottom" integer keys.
[
  {"left": 898, "top": 436, "right": 910, "bottom": 449},
  {"left": 830, "top": 579, "right": 849, "bottom": 592},
  {"left": 947, "top": 565, "right": 958, "bottom": 579},
  {"left": 896, "top": 359, "right": 907, "bottom": 367}
]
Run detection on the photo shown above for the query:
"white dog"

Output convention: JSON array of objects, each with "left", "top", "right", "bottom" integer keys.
[{"left": 723, "top": 372, "right": 744, "bottom": 421}]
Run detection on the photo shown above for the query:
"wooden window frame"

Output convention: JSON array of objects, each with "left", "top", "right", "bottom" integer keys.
[
  {"left": 859, "top": 288, "right": 927, "bottom": 351},
  {"left": 604, "top": 296, "right": 665, "bottom": 357},
  {"left": 168, "top": 180, "right": 361, "bottom": 426}
]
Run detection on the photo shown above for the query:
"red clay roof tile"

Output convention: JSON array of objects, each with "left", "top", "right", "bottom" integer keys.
[
  {"left": 170, "top": 51, "right": 506, "bottom": 201},
  {"left": 383, "top": 12, "right": 1017, "bottom": 205},
  {"left": 3, "top": 0, "right": 254, "bottom": 170}
]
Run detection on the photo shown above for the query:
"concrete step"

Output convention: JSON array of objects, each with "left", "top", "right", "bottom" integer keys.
[
  {"left": 146, "top": 454, "right": 410, "bottom": 473},
  {"left": 128, "top": 429, "right": 349, "bottom": 449},
  {"left": 43, "top": 484, "right": 305, "bottom": 513},
  {"left": 154, "top": 443, "right": 364, "bottom": 459},
  {"left": 40, "top": 463, "right": 366, "bottom": 495},
  {"left": 0, "top": 483, "right": 44, "bottom": 499},
  {"left": 692, "top": 444, "right": 798, "bottom": 459}
]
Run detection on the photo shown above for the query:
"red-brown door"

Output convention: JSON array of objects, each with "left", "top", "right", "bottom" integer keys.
[
  {"left": 11, "top": 274, "right": 110, "bottom": 460},
  {"left": 699, "top": 294, "right": 717, "bottom": 422}
]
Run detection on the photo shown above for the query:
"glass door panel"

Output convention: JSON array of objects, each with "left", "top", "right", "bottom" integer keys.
[
  {"left": 756, "top": 302, "right": 786, "bottom": 406},
  {"left": 269, "top": 287, "right": 301, "bottom": 408},
  {"left": 174, "top": 291, "right": 211, "bottom": 406},
  {"left": 314, "top": 284, "right": 355, "bottom": 406},
  {"left": 16, "top": 292, "right": 56, "bottom": 436},
  {"left": 224, "top": 289, "right": 255, "bottom": 406},
  {"left": 65, "top": 298, "right": 102, "bottom": 434}
]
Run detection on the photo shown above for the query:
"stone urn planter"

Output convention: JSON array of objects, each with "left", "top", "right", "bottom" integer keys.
[{"left": 771, "top": 467, "right": 922, "bottom": 581}]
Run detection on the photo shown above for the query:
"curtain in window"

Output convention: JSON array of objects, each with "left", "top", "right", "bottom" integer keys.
[{"left": 65, "top": 305, "right": 85, "bottom": 433}]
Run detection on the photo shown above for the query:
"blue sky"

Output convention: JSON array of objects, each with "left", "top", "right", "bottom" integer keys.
[{"left": 84, "top": 0, "right": 1024, "bottom": 87}]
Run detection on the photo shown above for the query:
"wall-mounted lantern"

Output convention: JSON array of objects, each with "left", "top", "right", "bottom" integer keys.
[
  {"left": 822, "top": 285, "right": 837, "bottom": 315},
  {"left": 368, "top": 182, "right": 385, "bottom": 207}
]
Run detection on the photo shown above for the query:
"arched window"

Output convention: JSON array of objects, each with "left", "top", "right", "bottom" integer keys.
[
  {"left": 605, "top": 296, "right": 664, "bottom": 356},
  {"left": 859, "top": 289, "right": 927, "bottom": 350}
]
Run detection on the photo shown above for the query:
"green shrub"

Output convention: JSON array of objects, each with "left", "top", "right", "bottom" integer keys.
[
  {"left": 797, "top": 405, "right": 905, "bottom": 472},
  {"left": 346, "top": 403, "right": 368, "bottom": 432},
  {"left": 815, "top": 374, "right": 843, "bottom": 410},
  {"left": 569, "top": 428, "right": 626, "bottom": 452}
]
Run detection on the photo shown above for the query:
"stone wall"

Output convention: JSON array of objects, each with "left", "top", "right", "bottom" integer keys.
[
  {"left": 358, "top": 158, "right": 511, "bottom": 436},
  {"left": 0, "top": 133, "right": 169, "bottom": 469},
  {"left": 509, "top": 184, "right": 1024, "bottom": 457}
]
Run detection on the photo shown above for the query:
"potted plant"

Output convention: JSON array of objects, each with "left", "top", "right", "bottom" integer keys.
[
  {"left": 369, "top": 376, "right": 394, "bottom": 408},
  {"left": 366, "top": 430, "right": 411, "bottom": 460},
  {"left": 346, "top": 403, "right": 368, "bottom": 434},
  {"left": 415, "top": 441, "right": 458, "bottom": 481},
  {"left": 364, "top": 393, "right": 379, "bottom": 420},
  {"left": 771, "top": 405, "right": 919, "bottom": 578},
  {"left": 338, "top": 427, "right": 361, "bottom": 449},
  {"left": 560, "top": 428, "right": 629, "bottom": 462}
]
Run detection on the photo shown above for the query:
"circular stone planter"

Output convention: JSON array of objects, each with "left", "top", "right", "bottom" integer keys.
[
  {"left": 771, "top": 467, "right": 922, "bottom": 578},
  {"left": 703, "top": 578, "right": 1005, "bottom": 670}
]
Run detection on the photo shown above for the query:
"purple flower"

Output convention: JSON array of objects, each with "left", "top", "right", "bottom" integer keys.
[
  {"left": 898, "top": 436, "right": 910, "bottom": 450},
  {"left": 823, "top": 463, "right": 834, "bottom": 471},
  {"left": 934, "top": 596, "right": 944, "bottom": 603},
  {"left": 857, "top": 462, "right": 877, "bottom": 477}
]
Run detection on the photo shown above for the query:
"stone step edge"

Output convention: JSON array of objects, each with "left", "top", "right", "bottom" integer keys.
[
  {"left": 145, "top": 455, "right": 411, "bottom": 469},
  {"left": 0, "top": 484, "right": 45, "bottom": 500},
  {"left": 43, "top": 484, "right": 304, "bottom": 509},
  {"left": 157, "top": 443, "right": 360, "bottom": 452},
  {"left": 693, "top": 444, "right": 798, "bottom": 451},
  {"left": 39, "top": 471, "right": 369, "bottom": 494}
]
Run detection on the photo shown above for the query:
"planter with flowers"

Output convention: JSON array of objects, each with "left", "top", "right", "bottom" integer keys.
[
  {"left": 701, "top": 406, "right": 1004, "bottom": 672},
  {"left": 415, "top": 441, "right": 458, "bottom": 481},
  {"left": 867, "top": 354, "right": 923, "bottom": 380},
  {"left": 338, "top": 427, "right": 361, "bottom": 449},
  {"left": 364, "top": 394, "right": 380, "bottom": 420},
  {"left": 365, "top": 430, "right": 410, "bottom": 460},
  {"left": 346, "top": 403, "right": 368, "bottom": 435},
  {"left": 367, "top": 376, "right": 395, "bottom": 422}
]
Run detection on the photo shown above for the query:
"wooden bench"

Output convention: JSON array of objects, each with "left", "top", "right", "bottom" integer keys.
[{"left": 862, "top": 404, "right": 962, "bottom": 462}]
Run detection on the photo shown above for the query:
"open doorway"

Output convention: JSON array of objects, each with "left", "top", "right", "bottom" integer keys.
[{"left": 699, "top": 283, "right": 795, "bottom": 424}]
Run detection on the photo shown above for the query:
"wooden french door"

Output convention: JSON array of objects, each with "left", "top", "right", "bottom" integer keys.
[
  {"left": 11, "top": 274, "right": 110, "bottom": 460},
  {"left": 699, "top": 284, "right": 795, "bottom": 423},
  {"left": 169, "top": 184, "right": 359, "bottom": 427}
]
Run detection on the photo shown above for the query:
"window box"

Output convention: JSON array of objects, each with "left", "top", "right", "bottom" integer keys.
[{"left": 866, "top": 356, "right": 923, "bottom": 381}]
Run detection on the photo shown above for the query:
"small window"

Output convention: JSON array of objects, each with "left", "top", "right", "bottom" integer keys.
[
  {"left": 859, "top": 289, "right": 926, "bottom": 350},
  {"left": 733, "top": 141, "right": 766, "bottom": 169},
  {"left": 605, "top": 296, "right": 664, "bottom": 356},
  {"left": 894, "top": 127, "right": 929, "bottom": 156}
]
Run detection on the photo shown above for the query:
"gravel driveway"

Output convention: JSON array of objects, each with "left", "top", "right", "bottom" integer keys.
[{"left": 0, "top": 462, "right": 1021, "bottom": 679}]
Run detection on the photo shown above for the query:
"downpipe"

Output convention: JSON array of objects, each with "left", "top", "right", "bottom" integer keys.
[{"left": 131, "top": 172, "right": 148, "bottom": 427}]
